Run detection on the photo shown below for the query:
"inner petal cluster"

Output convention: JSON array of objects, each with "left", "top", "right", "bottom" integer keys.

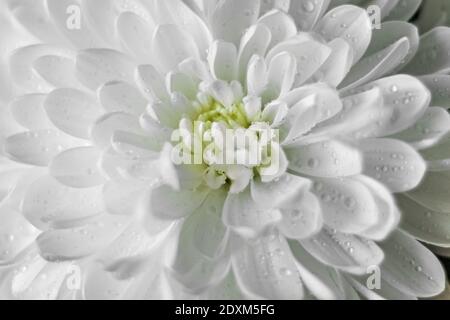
[{"left": 170, "top": 80, "right": 284, "bottom": 192}]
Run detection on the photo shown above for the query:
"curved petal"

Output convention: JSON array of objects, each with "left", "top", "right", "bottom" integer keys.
[
  {"left": 311, "top": 177, "right": 379, "bottom": 234},
  {"left": 22, "top": 175, "right": 105, "bottom": 230},
  {"left": 76, "top": 49, "right": 135, "bottom": 90},
  {"left": 403, "top": 27, "right": 450, "bottom": 75},
  {"left": 315, "top": 5, "right": 372, "bottom": 63},
  {"left": 378, "top": 231, "right": 446, "bottom": 298},
  {"left": 4, "top": 130, "right": 82, "bottom": 167},
  {"left": 45, "top": 88, "right": 103, "bottom": 139},
  {"left": 98, "top": 81, "right": 147, "bottom": 116},
  {"left": 232, "top": 229, "right": 304, "bottom": 300},
  {"left": 300, "top": 227, "right": 384, "bottom": 275},
  {"left": 146, "top": 185, "right": 209, "bottom": 220},
  {"left": 357, "top": 138, "right": 426, "bottom": 192},
  {"left": 290, "top": 241, "right": 354, "bottom": 300},
  {"left": 250, "top": 173, "right": 311, "bottom": 209},
  {"left": 258, "top": 9, "right": 297, "bottom": 49},
  {"left": 192, "top": 189, "right": 228, "bottom": 260},
  {"left": 152, "top": 24, "right": 200, "bottom": 73},
  {"left": 407, "top": 170, "right": 450, "bottom": 213},
  {"left": 49, "top": 146, "right": 105, "bottom": 188},
  {"left": 392, "top": 107, "right": 450, "bottom": 150},
  {"left": 341, "top": 75, "right": 431, "bottom": 138},
  {"left": 117, "top": 12, "right": 155, "bottom": 64},
  {"left": 223, "top": 188, "right": 282, "bottom": 239},
  {"left": 286, "top": 140, "right": 362, "bottom": 178},
  {"left": 209, "top": 0, "right": 260, "bottom": 45},
  {"left": 9, "top": 94, "right": 52, "bottom": 130},
  {"left": 207, "top": 40, "right": 238, "bottom": 81},
  {"left": 398, "top": 195, "right": 450, "bottom": 247},
  {"left": 278, "top": 192, "right": 323, "bottom": 240},
  {"left": 37, "top": 214, "right": 129, "bottom": 261},
  {"left": 289, "top": 0, "right": 330, "bottom": 31}
]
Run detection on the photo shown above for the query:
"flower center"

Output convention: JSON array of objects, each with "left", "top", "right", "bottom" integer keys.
[
  {"left": 170, "top": 81, "right": 284, "bottom": 193},
  {"left": 194, "top": 99, "right": 251, "bottom": 129}
]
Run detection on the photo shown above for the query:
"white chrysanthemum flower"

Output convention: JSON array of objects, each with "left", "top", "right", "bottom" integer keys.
[{"left": 0, "top": 0, "right": 450, "bottom": 300}]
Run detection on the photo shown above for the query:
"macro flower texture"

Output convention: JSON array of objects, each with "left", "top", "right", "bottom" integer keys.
[{"left": 1, "top": 0, "right": 450, "bottom": 300}]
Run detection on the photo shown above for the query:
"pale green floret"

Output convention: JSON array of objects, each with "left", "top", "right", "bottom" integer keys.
[{"left": 193, "top": 99, "right": 252, "bottom": 129}]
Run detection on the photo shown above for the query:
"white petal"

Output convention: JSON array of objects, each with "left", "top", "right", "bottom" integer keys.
[
  {"left": 178, "top": 58, "right": 212, "bottom": 83},
  {"left": 76, "top": 49, "right": 135, "bottom": 90},
  {"left": 10, "top": 2, "right": 64, "bottom": 44},
  {"left": 9, "top": 44, "right": 66, "bottom": 92},
  {"left": 403, "top": 27, "right": 450, "bottom": 75},
  {"left": 22, "top": 175, "right": 104, "bottom": 230},
  {"left": 258, "top": 9, "right": 297, "bottom": 49},
  {"left": 232, "top": 229, "right": 304, "bottom": 300},
  {"left": 103, "top": 179, "right": 148, "bottom": 216},
  {"left": 313, "top": 38, "right": 353, "bottom": 87},
  {"left": 286, "top": 140, "right": 362, "bottom": 178},
  {"left": 250, "top": 173, "right": 311, "bottom": 209},
  {"left": 146, "top": 185, "right": 208, "bottom": 220},
  {"left": 393, "top": 107, "right": 450, "bottom": 150},
  {"left": 398, "top": 195, "right": 450, "bottom": 247},
  {"left": 356, "top": 138, "right": 426, "bottom": 192},
  {"left": 340, "top": 37, "right": 410, "bottom": 91},
  {"left": 166, "top": 72, "right": 197, "bottom": 100},
  {"left": 341, "top": 75, "right": 431, "bottom": 137},
  {"left": 111, "top": 131, "right": 161, "bottom": 159},
  {"left": 420, "top": 75, "right": 450, "bottom": 109},
  {"left": 208, "top": 81, "right": 235, "bottom": 108},
  {"left": 279, "top": 192, "right": 323, "bottom": 240},
  {"left": 49, "top": 146, "right": 105, "bottom": 188},
  {"left": 33, "top": 55, "right": 80, "bottom": 88},
  {"left": 0, "top": 206, "right": 38, "bottom": 263},
  {"left": 45, "top": 88, "right": 103, "bottom": 139},
  {"left": 315, "top": 5, "right": 372, "bottom": 63},
  {"left": 290, "top": 241, "right": 352, "bottom": 300},
  {"left": 152, "top": 24, "right": 200, "bottom": 72},
  {"left": 266, "top": 52, "right": 297, "bottom": 99},
  {"left": 246, "top": 55, "right": 268, "bottom": 97},
  {"left": 289, "top": 0, "right": 330, "bottom": 31},
  {"left": 192, "top": 190, "right": 228, "bottom": 260},
  {"left": 260, "top": 100, "right": 288, "bottom": 127},
  {"left": 361, "top": 21, "right": 419, "bottom": 72},
  {"left": 300, "top": 228, "right": 384, "bottom": 275},
  {"left": 117, "top": 12, "right": 155, "bottom": 64},
  {"left": 209, "top": 0, "right": 260, "bottom": 45},
  {"left": 171, "top": 213, "right": 230, "bottom": 292},
  {"left": 135, "top": 64, "right": 169, "bottom": 102},
  {"left": 90, "top": 112, "right": 142, "bottom": 149},
  {"left": 267, "top": 38, "right": 331, "bottom": 87},
  {"left": 378, "top": 231, "right": 446, "bottom": 298},
  {"left": 354, "top": 176, "right": 400, "bottom": 241},
  {"left": 4, "top": 130, "right": 82, "bottom": 166},
  {"left": 98, "top": 81, "right": 147, "bottom": 116},
  {"left": 9, "top": 94, "right": 52, "bottom": 130},
  {"left": 223, "top": 188, "right": 282, "bottom": 239},
  {"left": 237, "top": 24, "right": 272, "bottom": 82},
  {"left": 37, "top": 214, "right": 129, "bottom": 261},
  {"left": 407, "top": 170, "right": 450, "bottom": 213},
  {"left": 207, "top": 40, "right": 238, "bottom": 81},
  {"left": 311, "top": 88, "right": 383, "bottom": 139},
  {"left": 281, "top": 93, "right": 342, "bottom": 145},
  {"left": 311, "top": 177, "right": 379, "bottom": 234}
]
